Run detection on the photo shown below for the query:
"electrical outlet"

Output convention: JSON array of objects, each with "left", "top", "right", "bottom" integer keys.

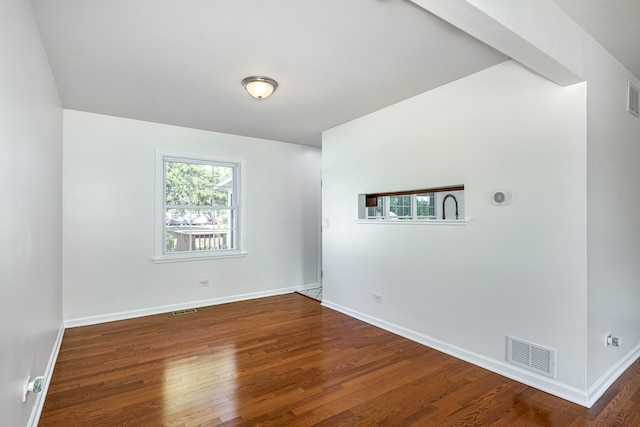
[
  {"left": 373, "top": 293, "right": 383, "bottom": 303},
  {"left": 198, "top": 279, "right": 210, "bottom": 287},
  {"left": 606, "top": 335, "right": 622, "bottom": 347},
  {"left": 22, "top": 376, "right": 30, "bottom": 402}
]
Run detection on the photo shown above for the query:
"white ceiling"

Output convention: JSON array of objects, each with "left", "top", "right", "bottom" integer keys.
[
  {"left": 553, "top": 0, "right": 640, "bottom": 81},
  {"left": 30, "top": 0, "right": 507, "bottom": 146},
  {"left": 30, "top": 0, "right": 638, "bottom": 147}
]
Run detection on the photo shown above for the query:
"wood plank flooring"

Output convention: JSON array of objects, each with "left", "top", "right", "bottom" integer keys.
[{"left": 40, "top": 294, "right": 640, "bottom": 426}]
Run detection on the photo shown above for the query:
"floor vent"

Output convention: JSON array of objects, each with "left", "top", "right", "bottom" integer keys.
[
  {"left": 628, "top": 81, "right": 639, "bottom": 118},
  {"left": 507, "top": 336, "right": 556, "bottom": 379},
  {"left": 172, "top": 308, "right": 197, "bottom": 316}
]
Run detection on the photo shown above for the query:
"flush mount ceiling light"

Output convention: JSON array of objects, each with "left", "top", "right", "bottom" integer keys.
[{"left": 242, "top": 76, "right": 278, "bottom": 99}]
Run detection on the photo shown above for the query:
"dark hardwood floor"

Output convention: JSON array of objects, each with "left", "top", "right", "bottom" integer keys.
[{"left": 40, "top": 294, "right": 640, "bottom": 426}]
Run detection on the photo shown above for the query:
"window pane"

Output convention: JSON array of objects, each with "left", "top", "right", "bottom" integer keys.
[
  {"left": 416, "top": 193, "right": 435, "bottom": 218},
  {"left": 166, "top": 208, "right": 186, "bottom": 226},
  {"left": 211, "top": 209, "right": 233, "bottom": 249},
  {"left": 390, "top": 195, "right": 411, "bottom": 217},
  {"left": 213, "top": 166, "right": 234, "bottom": 206},
  {"left": 214, "top": 189, "right": 230, "bottom": 206},
  {"left": 214, "top": 166, "right": 234, "bottom": 186},
  {"left": 181, "top": 209, "right": 211, "bottom": 227},
  {"left": 212, "top": 209, "right": 231, "bottom": 230},
  {"left": 165, "top": 161, "right": 213, "bottom": 206}
]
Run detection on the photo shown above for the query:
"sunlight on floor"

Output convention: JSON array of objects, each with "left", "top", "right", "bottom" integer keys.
[{"left": 162, "top": 347, "right": 238, "bottom": 423}]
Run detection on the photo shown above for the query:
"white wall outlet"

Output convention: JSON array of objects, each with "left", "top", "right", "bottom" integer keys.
[
  {"left": 22, "top": 376, "right": 30, "bottom": 402},
  {"left": 605, "top": 334, "right": 622, "bottom": 347},
  {"left": 373, "top": 293, "right": 383, "bottom": 303},
  {"left": 198, "top": 279, "right": 210, "bottom": 287}
]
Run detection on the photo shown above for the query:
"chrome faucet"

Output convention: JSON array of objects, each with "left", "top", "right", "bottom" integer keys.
[{"left": 442, "top": 194, "right": 459, "bottom": 220}]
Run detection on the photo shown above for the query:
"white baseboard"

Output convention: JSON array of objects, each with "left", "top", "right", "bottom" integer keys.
[
  {"left": 294, "top": 283, "right": 321, "bottom": 291},
  {"left": 586, "top": 341, "right": 640, "bottom": 407},
  {"left": 321, "top": 299, "right": 592, "bottom": 407},
  {"left": 64, "top": 285, "right": 314, "bottom": 328},
  {"left": 28, "top": 322, "right": 65, "bottom": 427}
]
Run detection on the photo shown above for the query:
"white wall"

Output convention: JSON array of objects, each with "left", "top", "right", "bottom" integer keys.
[
  {"left": 322, "top": 60, "right": 589, "bottom": 401},
  {"left": 454, "top": 0, "right": 640, "bottom": 402},
  {"left": 63, "top": 111, "right": 321, "bottom": 323},
  {"left": 583, "top": 36, "right": 640, "bottom": 390},
  {"left": 0, "top": 0, "right": 63, "bottom": 425}
]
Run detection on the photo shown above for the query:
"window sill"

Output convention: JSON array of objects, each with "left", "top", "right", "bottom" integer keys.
[
  {"left": 355, "top": 219, "right": 469, "bottom": 226},
  {"left": 152, "top": 251, "right": 248, "bottom": 264}
]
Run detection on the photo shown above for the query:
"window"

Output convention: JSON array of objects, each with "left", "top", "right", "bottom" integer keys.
[
  {"left": 366, "top": 193, "right": 435, "bottom": 219},
  {"left": 416, "top": 193, "right": 435, "bottom": 218},
  {"left": 390, "top": 195, "right": 411, "bottom": 217},
  {"left": 156, "top": 153, "right": 242, "bottom": 260},
  {"left": 360, "top": 186, "right": 464, "bottom": 221}
]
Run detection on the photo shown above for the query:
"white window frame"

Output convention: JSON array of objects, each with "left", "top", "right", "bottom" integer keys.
[
  {"left": 153, "top": 151, "right": 247, "bottom": 263},
  {"left": 414, "top": 193, "right": 436, "bottom": 219},
  {"left": 365, "top": 194, "right": 436, "bottom": 220}
]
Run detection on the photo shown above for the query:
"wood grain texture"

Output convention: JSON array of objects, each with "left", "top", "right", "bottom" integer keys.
[{"left": 40, "top": 294, "right": 640, "bottom": 426}]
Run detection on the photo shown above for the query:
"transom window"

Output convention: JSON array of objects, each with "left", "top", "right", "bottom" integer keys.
[{"left": 159, "top": 154, "right": 241, "bottom": 259}]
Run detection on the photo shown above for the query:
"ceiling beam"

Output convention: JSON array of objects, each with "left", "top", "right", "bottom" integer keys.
[{"left": 410, "top": 0, "right": 584, "bottom": 86}]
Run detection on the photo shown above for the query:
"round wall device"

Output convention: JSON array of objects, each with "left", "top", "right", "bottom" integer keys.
[{"left": 490, "top": 189, "right": 514, "bottom": 206}]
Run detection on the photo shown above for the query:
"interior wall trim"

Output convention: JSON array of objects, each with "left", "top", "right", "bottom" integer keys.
[
  {"left": 28, "top": 322, "right": 65, "bottom": 427},
  {"left": 321, "top": 299, "right": 592, "bottom": 407},
  {"left": 586, "top": 341, "right": 640, "bottom": 407},
  {"left": 64, "top": 284, "right": 318, "bottom": 328}
]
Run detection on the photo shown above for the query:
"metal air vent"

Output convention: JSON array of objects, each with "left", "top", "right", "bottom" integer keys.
[
  {"left": 172, "top": 308, "right": 197, "bottom": 316},
  {"left": 507, "top": 336, "right": 556, "bottom": 379}
]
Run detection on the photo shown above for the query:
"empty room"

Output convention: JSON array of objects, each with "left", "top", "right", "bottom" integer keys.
[{"left": 2, "top": 0, "right": 640, "bottom": 425}]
